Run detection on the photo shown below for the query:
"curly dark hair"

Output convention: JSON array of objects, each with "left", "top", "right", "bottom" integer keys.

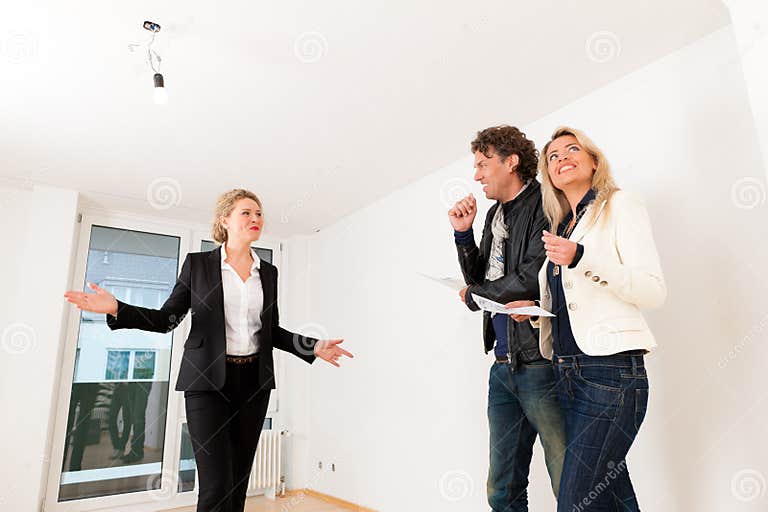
[{"left": 470, "top": 125, "right": 539, "bottom": 182}]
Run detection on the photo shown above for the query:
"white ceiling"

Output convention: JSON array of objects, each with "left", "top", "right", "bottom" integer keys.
[{"left": 1, "top": 1, "right": 729, "bottom": 237}]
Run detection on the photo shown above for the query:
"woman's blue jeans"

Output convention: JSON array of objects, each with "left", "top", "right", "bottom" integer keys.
[{"left": 553, "top": 353, "right": 649, "bottom": 512}]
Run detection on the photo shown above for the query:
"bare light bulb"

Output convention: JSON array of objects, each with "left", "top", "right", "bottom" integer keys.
[{"left": 153, "top": 73, "right": 168, "bottom": 105}]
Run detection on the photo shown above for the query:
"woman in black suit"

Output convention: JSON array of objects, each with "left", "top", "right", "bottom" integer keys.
[{"left": 64, "top": 188, "right": 352, "bottom": 512}]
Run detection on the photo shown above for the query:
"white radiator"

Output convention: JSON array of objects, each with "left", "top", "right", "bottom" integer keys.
[{"left": 247, "top": 430, "right": 284, "bottom": 498}]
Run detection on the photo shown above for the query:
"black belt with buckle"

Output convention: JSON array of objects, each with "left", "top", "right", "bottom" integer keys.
[{"left": 226, "top": 353, "right": 259, "bottom": 365}]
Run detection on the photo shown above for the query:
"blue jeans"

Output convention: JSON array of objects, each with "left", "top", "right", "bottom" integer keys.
[
  {"left": 487, "top": 361, "right": 567, "bottom": 512},
  {"left": 553, "top": 353, "right": 649, "bottom": 512}
]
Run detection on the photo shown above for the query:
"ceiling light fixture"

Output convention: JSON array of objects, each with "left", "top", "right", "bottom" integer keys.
[{"left": 143, "top": 21, "right": 167, "bottom": 105}]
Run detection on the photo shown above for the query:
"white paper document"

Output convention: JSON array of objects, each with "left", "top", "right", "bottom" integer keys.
[
  {"left": 417, "top": 272, "right": 466, "bottom": 291},
  {"left": 471, "top": 293, "right": 555, "bottom": 317}
]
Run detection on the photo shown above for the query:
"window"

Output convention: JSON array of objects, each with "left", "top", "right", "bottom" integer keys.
[
  {"left": 104, "top": 350, "right": 157, "bottom": 381},
  {"left": 105, "top": 351, "right": 130, "bottom": 380},
  {"left": 58, "top": 225, "right": 179, "bottom": 502},
  {"left": 133, "top": 351, "right": 156, "bottom": 380}
]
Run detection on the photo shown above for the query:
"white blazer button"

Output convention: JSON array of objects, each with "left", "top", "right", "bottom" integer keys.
[
  {"left": 585, "top": 271, "right": 593, "bottom": 277},
  {"left": 564, "top": 281, "right": 573, "bottom": 289},
  {"left": 592, "top": 276, "right": 600, "bottom": 282},
  {"left": 600, "top": 281, "right": 608, "bottom": 286},
  {"left": 568, "top": 303, "right": 577, "bottom": 311}
]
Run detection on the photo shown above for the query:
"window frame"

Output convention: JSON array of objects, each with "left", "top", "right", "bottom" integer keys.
[{"left": 44, "top": 212, "right": 194, "bottom": 512}]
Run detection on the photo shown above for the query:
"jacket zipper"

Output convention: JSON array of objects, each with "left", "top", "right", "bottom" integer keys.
[{"left": 495, "top": 206, "right": 513, "bottom": 364}]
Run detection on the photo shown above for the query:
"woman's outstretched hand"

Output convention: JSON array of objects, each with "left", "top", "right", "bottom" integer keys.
[
  {"left": 64, "top": 282, "right": 118, "bottom": 316},
  {"left": 314, "top": 339, "right": 353, "bottom": 367}
]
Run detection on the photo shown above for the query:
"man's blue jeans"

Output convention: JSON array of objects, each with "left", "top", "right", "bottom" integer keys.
[
  {"left": 553, "top": 353, "right": 649, "bottom": 512},
  {"left": 487, "top": 360, "right": 567, "bottom": 511}
]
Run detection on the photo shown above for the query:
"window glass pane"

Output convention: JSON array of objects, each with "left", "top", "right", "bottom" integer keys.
[
  {"left": 105, "top": 351, "right": 130, "bottom": 380},
  {"left": 58, "top": 226, "right": 179, "bottom": 501},
  {"left": 177, "top": 423, "right": 196, "bottom": 493},
  {"left": 253, "top": 247, "right": 273, "bottom": 264},
  {"left": 200, "top": 240, "right": 216, "bottom": 253},
  {"left": 133, "top": 351, "right": 156, "bottom": 380}
]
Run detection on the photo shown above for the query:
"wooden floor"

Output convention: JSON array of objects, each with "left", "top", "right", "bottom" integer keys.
[{"left": 172, "top": 494, "right": 352, "bottom": 512}]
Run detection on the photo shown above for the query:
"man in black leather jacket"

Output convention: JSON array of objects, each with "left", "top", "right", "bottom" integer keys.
[{"left": 449, "top": 125, "right": 566, "bottom": 511}]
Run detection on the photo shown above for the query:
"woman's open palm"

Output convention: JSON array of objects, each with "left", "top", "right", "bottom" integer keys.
[
  {"left": 64, "top": 282, "right": 118, "bottom": 316},
  {"left": 314, "top": 339, "right": 353, "bottom": 367}
]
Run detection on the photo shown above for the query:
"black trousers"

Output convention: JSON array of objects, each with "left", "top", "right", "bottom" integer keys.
[
  {"left": 184, "top": 358, "right": 271, "bottom": 512},
  {"left": 108, "top": 383, "right": 132, "bottom": 452}
]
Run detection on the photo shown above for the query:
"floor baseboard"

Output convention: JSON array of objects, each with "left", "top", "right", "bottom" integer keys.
[{"left": 283, "top": 489, "right": 376, "bottom": 511}]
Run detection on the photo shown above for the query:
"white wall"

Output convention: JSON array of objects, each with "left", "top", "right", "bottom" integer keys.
[
  {"left": 282, "top": 25, "right": 768, "bottom": 511},
  {"left": 725, "top": 0, "right": 768, "bottom": 172},
  {"left": 276, "top": 235, "right": 320, "bottom": 492},
  {"left": 0, "top": 184, "right": 80, "bottom": 511}
]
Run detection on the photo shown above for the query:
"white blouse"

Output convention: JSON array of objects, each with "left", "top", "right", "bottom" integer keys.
[{"left": 220, "top": 244, "right": 264, "bottom": 356}]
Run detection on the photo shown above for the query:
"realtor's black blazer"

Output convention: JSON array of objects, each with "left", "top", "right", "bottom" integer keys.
[{"left": 106, "top": 246, "right": 317, "bottom": 391}]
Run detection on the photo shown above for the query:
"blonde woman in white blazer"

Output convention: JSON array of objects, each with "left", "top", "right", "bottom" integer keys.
[{"left": 506, "top": 127, "right": 666, "bottom": 512}]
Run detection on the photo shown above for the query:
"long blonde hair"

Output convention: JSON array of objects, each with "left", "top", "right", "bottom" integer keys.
[{"left": 539, "top": 126, "right": 619, "bottom": 229}]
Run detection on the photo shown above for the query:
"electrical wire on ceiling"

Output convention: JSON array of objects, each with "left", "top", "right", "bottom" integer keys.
[{"left": 142, "top": 21, "right": 167, "bottom": 105}]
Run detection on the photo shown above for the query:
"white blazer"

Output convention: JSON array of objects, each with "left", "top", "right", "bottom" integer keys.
[{"left": 532, "top": 190, "right": 667, "bottom": 359}]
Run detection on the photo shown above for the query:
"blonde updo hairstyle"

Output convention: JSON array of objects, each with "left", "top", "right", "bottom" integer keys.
[{"left": 211, "top": 189, "right": 262, "bottom": 244}]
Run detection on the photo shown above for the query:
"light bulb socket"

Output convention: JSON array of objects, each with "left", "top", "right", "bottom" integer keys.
[
  {"left": 153, "top": 73, "right": 165, "bottom": 88},
  {"left": 143, "top": 21, "right": 161, "bottom": 33}
]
